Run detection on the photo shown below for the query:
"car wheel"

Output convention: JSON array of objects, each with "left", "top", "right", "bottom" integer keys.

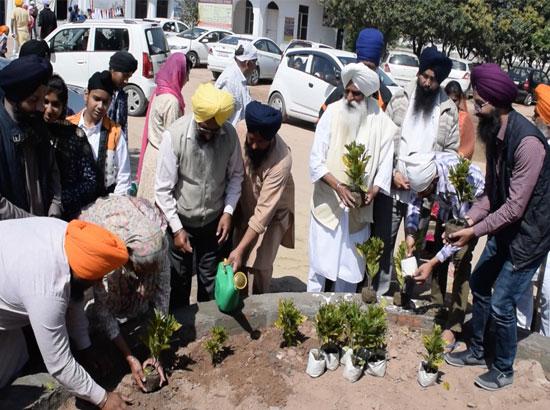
[
  {"left": 124, "top": 84, "right": 147, "bottom": 117},
  {"left": 212, "top": 71, "right": 221, "bottom": 80},
  {"left": 187, "top": 51, "right": 199, "bottom": 68},
  {"left": 248, "top": 67, "right": 260, "bottom": 86},
  {"left": 268, "top": 92, "right": 288, "bottom": 122},
  {"left": 524, "top": 93, "right": 533, "bottom": 106}
]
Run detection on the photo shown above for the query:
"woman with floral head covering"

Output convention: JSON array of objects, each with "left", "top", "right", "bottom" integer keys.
[{"left": 136, "top": 53, "right": 192, "bottom": 201}]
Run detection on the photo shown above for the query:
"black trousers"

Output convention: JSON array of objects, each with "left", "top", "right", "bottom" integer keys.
[{"left": 168, "top": 215, "right": 231, "bottom": 308}]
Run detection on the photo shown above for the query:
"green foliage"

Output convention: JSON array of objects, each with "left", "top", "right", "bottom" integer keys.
[
  {"left": 204, "top": 326, "right": 228, "bottom": 365},
  {"left": 342, "top": 141, "right": 371, "bottom": 193},
  {"left": 315, "top": 302, "right": 345, "bottom": 348},
  {"left": 274, "top": 298, "right": 307, "bottom": 347},
  {"left": 422, "top": 324, "right": 446, "bottom": 373},
  {"left": 448, "top": 156, "right": 475, "bottom": 218},
  {"left": 175, "top": 0, "right": 199, "bottom": 27},
  {"left": 142, "top": 310, "right": 182, "bottom": 361},
  {"left": 394, "top": 240, "right": 407, "bottom": 290},
  {"left": 356, "top": 236, "right": 384, "bottom": 289},
  {"left": 356, "top": 304, "right": 388, "bottom": 354},
  {"left": 337, "top": 300, "right": 362, "bottom": 346}
]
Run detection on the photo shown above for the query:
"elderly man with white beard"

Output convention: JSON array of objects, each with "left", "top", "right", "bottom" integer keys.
[{"left": 307, "top": 63, "right": 398, "bottom": 292}]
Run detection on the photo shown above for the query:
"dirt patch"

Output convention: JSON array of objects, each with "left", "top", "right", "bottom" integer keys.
[{"left": 60, "top": 321, "right": 550, "bottom": 410}]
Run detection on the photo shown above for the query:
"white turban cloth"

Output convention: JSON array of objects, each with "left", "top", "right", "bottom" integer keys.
[
  {"left": 398, "top": 152, "right": 437, "bottom": 193},
  {"left": 341, "top": 62, "right": 380, "bottom": 97}
]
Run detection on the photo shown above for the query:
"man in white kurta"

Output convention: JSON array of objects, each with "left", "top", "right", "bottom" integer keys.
[{"left": 308, "top": 63, "right": 397, "bottom": 292}]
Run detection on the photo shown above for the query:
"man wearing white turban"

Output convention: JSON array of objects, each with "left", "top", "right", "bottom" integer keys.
[{"left": 307, "top": 63, "right": 398, "bottom": 292}]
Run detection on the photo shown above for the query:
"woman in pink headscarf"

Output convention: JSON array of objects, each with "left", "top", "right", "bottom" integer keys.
[{"left": 137, "top": 53, "right": 191, "bottom": 202}]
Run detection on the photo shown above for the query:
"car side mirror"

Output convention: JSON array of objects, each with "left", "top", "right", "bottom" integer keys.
[{"left": 200, "top": 38, "right": 209, "bottom": 43}]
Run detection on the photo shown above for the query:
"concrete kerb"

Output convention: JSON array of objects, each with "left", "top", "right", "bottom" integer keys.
[{"left": 3, "top": 292, "right": 550, "bottom": 409}]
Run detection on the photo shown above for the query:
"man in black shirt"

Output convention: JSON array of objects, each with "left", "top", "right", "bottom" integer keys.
[{"left": 38, "top": 1, "right": 57, "bottom": 40}]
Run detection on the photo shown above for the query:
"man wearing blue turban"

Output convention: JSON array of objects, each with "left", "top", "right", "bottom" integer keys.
[{"left": 227, "top": 101, "right": 295, "bottom": 294}]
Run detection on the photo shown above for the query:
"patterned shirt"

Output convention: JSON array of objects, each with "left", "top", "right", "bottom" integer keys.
[
  {"left": 405, "top": 152, "right": 485, "bottom": 262},
  {"left": 107, "top": 89, "right": 129, "bottom": 139}
]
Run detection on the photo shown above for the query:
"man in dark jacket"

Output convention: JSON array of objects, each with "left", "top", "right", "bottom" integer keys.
[
  {"left": 446, "top": 64, "right": 550, "bottom": 391},
  {"left": 38, "top": 0, "right": 57, "bottom": 40}
]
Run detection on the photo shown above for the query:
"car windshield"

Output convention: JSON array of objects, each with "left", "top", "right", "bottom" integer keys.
[
  {"left": 178, "top": 27, "right": 207, "bottom": 39},
  {"left": 377, "top": 68, "right": 398, "bottom": 87},
  {"left": 146, "top": 27, "right": 169, "bottom": 55},
  {"left": 338, "top": 56, "right": 357, "bottom": 66},
  {"left": 220, "top": 36, "right": 252, "bottom": 46},
  {"left": 509, "top": 67, "right": 529, "bottom": 82},
  {"left": 389, "top": 54, "right": 418, "bottom": 67},
  {"left": 451, "top": 60, "right": 468, "bottom": 71}
]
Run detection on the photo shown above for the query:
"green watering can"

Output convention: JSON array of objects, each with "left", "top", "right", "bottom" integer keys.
[{"left": 214, "top": 259, "right": 248, "bottom": 313}]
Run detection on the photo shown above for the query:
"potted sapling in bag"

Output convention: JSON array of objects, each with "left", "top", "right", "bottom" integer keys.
[
  {"left": 204, "top": 326, "right": 229, "bottom": 366},
  {"left": 445, "top": 157, "right": 475, "bottom": 239},
  {"left": 313, "top": 302, "right": 344, "bottom": 372},
  {"left": 364, "top": 303, "right": 389, "bottom": 377},
  {"left": 393, "top": 241, "right": 413, "bottom": 309},
  {"left": 337, "top": 300, "right": 362, "bottom": 365},
  {"left": 356, "top": 236, "right": 384, "bottom": 304},
  {"left": 418, "top": 324, "right": 445, "bottom": 387},
  {"left": 342, "top": 141, "right": 371, "bottom": 207},
  {"left": 342, "top": 309, "right": 370, "bottom": 382},
  {"left": 141, "top": 310, "right": 182, "bottom": 393},
  {"left": 274, "top": 298, "right": 306, "bottom": 347}
]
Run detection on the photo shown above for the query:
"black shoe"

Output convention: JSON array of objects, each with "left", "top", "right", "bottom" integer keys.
[
  {"left": 445, "top": 348, "right": 487, "bottom": 368},
  {"left": 474, "top": 368, "right": 513, "bottom": 391}
]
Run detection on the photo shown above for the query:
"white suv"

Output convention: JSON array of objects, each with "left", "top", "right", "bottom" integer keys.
[
  {"left": 167, "top": 27, "right": 233, "bottom": 67},
  {"left": 45, "top": 19, "right": 170, "bottom": 116}
]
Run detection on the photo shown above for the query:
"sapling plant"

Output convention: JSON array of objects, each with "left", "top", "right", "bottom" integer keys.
[
  {"left": 315, "top": 302, "right": 345, "bottom": 370},
  {"left": 141, "top": 310, "right": 182, "bottom": 392},
  {"left": 274, "top": 298, "right": 306, "bottom": 347},
  {"left": 356, "top": 236, "right": 384, "bottom": 303},
  {"left": 446, "top": 156, "right": 475, "bottom": 236},
  {"left": 342, "top": 141, "right": 371, "bottom": 206},
  {"left": 393, "top": 241, "right": 412, "bottom": 308},
  {"left": 418, "top": 324, "right": 446, "bottom": 387},
  {"left": 204, "top": 326, "right": 229, "bottom": 366}
]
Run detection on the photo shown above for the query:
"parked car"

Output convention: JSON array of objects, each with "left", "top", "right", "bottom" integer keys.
[
  {"left": 382, "top": 50, "right": 419, "bottom": 87},
  {"left": 441, "top": 58, "right": 472, "bottom": 96},
  {"left": 167, "top": 27, "right": 233, "bottom": 67},
  {"left": 45, "top": 19, "right": 169, "bottom": 116},
  {"left": 281, "top": 39, "right": 333, "bottom": 55},
  {"left": 144, "top": 18, "right": 188, "bottom": 37},
  {"left": 268, "top": 48, "right": 357, "bottom": 123},
  {"left": 208, "top": 34, "right": 282, "bottom": 85},
  {"left": 508, "top": 66, "right": 550, "bottom": 105}
]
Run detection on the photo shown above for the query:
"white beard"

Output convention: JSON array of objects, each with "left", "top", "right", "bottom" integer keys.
[{"left": 337, "top": 99, "right": 368, "bottom": 140}]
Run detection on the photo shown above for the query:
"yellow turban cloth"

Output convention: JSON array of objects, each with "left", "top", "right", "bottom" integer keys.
[
  {"left": 535, "top": 84, "right": 550, "bottom": 125},
  {"left": 64, "top": 220, "right": 129, "bottom": 281},
  {"left": 15, "top": 0, "right": 24, "bottom": 7},
  {"left": 191, "top": 83, "right": 234, "bottom": 126}
]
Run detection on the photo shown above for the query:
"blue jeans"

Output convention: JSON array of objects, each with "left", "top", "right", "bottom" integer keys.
[{"left": 469, "top": 237, "right": 545, "bottom": 376}]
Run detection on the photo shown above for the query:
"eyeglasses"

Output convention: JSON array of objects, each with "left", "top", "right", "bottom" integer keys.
[
  {"left": 197, "top": 125, "right": 220, "bottom": 139},
  {"left": 474, "top": 100, "right": 490, "bottom": 111},
  {"left": 344, "top": 88, "right": 363, "bottom": 98}
]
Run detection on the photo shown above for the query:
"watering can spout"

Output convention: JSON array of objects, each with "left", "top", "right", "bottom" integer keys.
[{"left": 233, "top": 271, "right": 247, "bottom": 290}]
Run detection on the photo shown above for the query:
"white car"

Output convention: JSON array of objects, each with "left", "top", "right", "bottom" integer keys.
[
  {"left": 144, "top": 18, "right": 189, "bottom": 37},
  {"left": 268, "top": 48, "right": 357, "bottom": 123},
  {"left": 45, "top": 19, "right": 170, "bottom": 116},
  {"left": 167, "top": 27, "right": 233, "bottom": 67},
  {"left": 208, "top": 34, "right": 282, "bottom": 85},
  {"left": 381, "top": 50, "right": 419, "bottom": 87},
  {"left": 280, "top": 39, "right": 334, "bottom": 55},
  {"left": 441, "top": 58, "right": 472, "bottom": 96}
]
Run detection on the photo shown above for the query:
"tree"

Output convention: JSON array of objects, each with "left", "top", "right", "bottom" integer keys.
[{"left": 176, "top": 0, "right": 199, "bottom": 27}]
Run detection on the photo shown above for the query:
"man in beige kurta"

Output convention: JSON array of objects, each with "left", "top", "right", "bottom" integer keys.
[
  {"left": 228, "top": 101, "right": 294, "bottom": 294},
  {"left": 11, "top": 2, "right": 30, "bottom": 53}
]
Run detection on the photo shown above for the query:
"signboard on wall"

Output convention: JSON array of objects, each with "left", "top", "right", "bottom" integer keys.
[
  {"left": 198, "top": 0, "right": 233, "bottom": 29},
  {"left": 284, "top": 17, "right": 294, "bottom": 42}
]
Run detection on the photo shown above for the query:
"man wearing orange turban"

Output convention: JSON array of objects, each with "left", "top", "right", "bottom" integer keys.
[
  {"left": 155, "top": 83, "right": 244, "bottom": 307},
  {"left": 0, "top": 217, "right": 129, "bottom": 409},
  {"left": 535, "top": 84, "right": 550, "bottom": 137}
]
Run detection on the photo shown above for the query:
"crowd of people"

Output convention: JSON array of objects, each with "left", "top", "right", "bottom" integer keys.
[{"left": 0, "top": 20, "right": 549, "bottom": 409}]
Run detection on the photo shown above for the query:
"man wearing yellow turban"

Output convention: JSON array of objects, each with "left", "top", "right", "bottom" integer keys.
[
  {"left": 0, "top": 217, "right": 130, "bottom": 409},
  {"left": 156, "top": 82, "right": 244, "bottom": 307},
  {"left": 11, "top": 0, "right": 31, "bottom": 53}
]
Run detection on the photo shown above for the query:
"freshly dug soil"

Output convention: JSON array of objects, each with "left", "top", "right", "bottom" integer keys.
[
  {"left": 143, "top": 366, "right": 161, "bottom": 393},
  {"left": 60, "top": 321, "right": 550, "bottom": 410}
]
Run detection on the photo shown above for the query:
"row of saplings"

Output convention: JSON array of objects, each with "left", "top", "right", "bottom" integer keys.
[{"left": 274, "top": 298, "right": 446, "bottom": 387}]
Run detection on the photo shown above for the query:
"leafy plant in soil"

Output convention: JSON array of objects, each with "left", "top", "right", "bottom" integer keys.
[
  {"left": 141, "top": 310, "right": 182, "bottom": 392},
  {"left": 315, "top": 302, "right": 345, "bottom": 353},
  {"left": 356, "top": 236, "right": 384, "bottom": 303},
  {"left": 422, "top": 324, "right": 445, "bottom": 374},
  {"left": 446, "top": 156, "right": 475, "bottom": 235},
  {"left": 204, "top": 326, "right": 229, "bottom": 366},
  {"left": 274, "top": 298, "right": 307, "bottom": 347},
  {"left": 362, "top": 304, "right": 388, "bottom": 360},
  {"left": 337, "top": 300, "right": 362, "bottom": 348},
  {"left": 342, "top": 141, "right": 371, "bottom": 206},
  {"left": 393, "top": 241, "right": 412, "bottom": 308}
]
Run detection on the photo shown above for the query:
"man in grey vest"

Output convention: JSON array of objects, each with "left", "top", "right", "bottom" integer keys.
[{"left": 155, "top": 83, "right": 244, "bottom": 307}]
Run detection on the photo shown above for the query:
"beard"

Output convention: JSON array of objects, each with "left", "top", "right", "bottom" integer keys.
[
  {"left": 338, "top": 99, "right": 368, "bottom": 138},
  {"left": 245, "top": 140, "right": 270, "bottom": 169},
  {"left": 14, "top": 106, "right": 48, "bottom": 143},
  {"left": 412, "top": 83, "right": 439, "bottom": 119},
  {"left": 477, "top": 110, "right": 501, "bottom": 148}
]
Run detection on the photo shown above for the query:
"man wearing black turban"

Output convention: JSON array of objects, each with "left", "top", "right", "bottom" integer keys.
[
  {"left": 227, "top": 101, "right": 295, "bottom": 294},
  {"left": 0, "top": 55, "right": 62, "bottom": 220},
  {"left": 107, "top": 51, "right": 138, "bottom": 138},
  {"left": 66, "top": 71, "right": 131, "bottom": 196}
]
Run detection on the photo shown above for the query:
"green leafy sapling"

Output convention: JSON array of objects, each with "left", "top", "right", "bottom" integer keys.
[
  {"left": 363, "top": 304, "right": 388, "bottom": 359},
  {"left": 342, "top": 141, "right": 371, "bottom": 198},
  {"left": 356, "top": 236, "right": 385, "bottom": 291},
  {"left": 337, "top": 300, "right": 362, "bottom": 347},
  {"left": 315, "top": 302, "right": 345, "bottom": 350},
  {"left": 274, "top": 298, "right": 307, "bottom": 347},
  {"left": 204, "top": 326, "right": 229, "bottom": 366},
  {"left": 394, "top": 240, "right": 407, "bottom": 290},
  {"left": 143, "top": 309, "right": 182, "bottom": 365},
  {"left": 448, "top": 157, "right": 475, "bottom": 219},
  {"left": 422, "top": 324, "right": 445, "bottom": 373}
]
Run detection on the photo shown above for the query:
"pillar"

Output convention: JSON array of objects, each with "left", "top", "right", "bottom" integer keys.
[{"left": 147, "top": 0, "right": 157, "bottom": 18}]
